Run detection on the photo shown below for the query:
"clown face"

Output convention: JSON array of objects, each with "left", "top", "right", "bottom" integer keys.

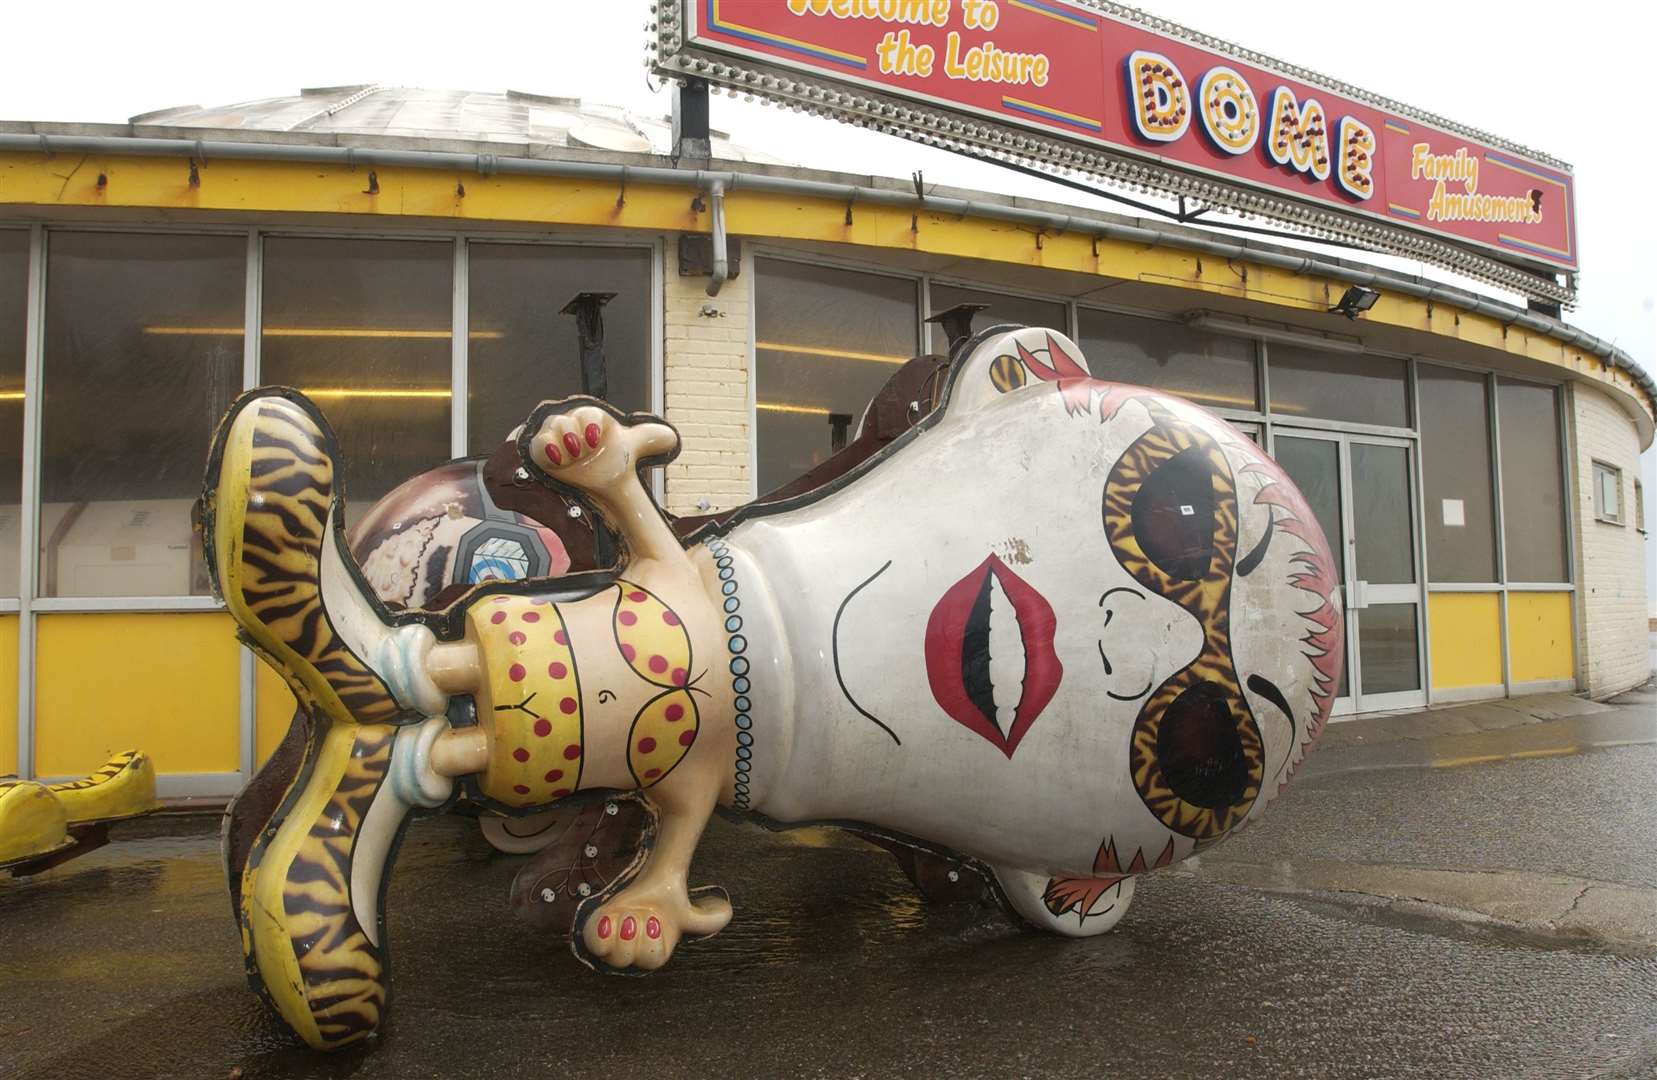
[{"left": 732, "top": 327, "right": 1341, "bottom": 880}]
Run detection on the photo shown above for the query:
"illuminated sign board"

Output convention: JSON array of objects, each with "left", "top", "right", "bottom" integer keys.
[{"left": 652, "top": 0, "right": 1578, "bottom": 303}]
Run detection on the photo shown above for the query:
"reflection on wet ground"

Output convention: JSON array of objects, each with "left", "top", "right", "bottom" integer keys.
[{"left": 5, "top": 788, "right": 1657, "bottom": 1079}]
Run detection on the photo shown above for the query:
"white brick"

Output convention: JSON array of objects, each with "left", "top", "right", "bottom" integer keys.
[
  {"left": 1571, "top": 383, "right": 1650, "bottom": 697},
  {"left": 662, "top": 241, "right": 754, "bottom": 508}
]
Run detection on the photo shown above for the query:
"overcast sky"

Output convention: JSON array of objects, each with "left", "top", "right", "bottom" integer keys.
[{"left": 3, "top": 0, "right": 1652, "bottom": 367}]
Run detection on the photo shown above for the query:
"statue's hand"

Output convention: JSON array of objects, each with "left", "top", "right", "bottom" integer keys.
[{"left": 524, "top": 404, "right": 677, "bottom": 500}]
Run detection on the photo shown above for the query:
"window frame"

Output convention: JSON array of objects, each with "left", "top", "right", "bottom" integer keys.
[
  {"left": 0, "top": 214, "right": 1614, "bottom": 770},
  {"left": 1073, "top": 302, "right": 1262, "bottom": 414},
  {"left": 925, "top": 274, "right": 1076, "bottom": 355},
  {"left": 748, "top": 247, "right": 925, "bottom": 500},
  {"left": 1415, "top": 360, "right": 1499, "bottom": 585},
  {"left": 0, "top": 228, "right": 31, "bottom": 607},
  {"left": 35, "top": 228, "right": 250, "bottom": 601},
  {"left": 0, "top": 218, "right": 664, "bottom": 786},
  {"left": 751, "top": 252, "right": 925, "bottom": 497},
  {"left": 1593, "top": 460, "right": 1625, "bottom": 526}
]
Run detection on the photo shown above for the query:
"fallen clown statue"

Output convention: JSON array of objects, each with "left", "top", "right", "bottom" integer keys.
[{"left": 199, "top": 324, "right": 1343, "bottom": 1049}]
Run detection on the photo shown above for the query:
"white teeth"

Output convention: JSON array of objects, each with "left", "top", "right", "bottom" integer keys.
[{"left": 986, "top": 572, "right": 1027, "bottom": 736}]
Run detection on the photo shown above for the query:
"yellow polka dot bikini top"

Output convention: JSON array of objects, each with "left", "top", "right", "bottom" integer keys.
[{"left": 465, "top": 581, "right": 699, "bottom": 809}]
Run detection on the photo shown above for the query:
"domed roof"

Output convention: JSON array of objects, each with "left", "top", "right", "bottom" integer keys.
[{"left": 128, "top": 85, "right": 791, "bottom": 164}]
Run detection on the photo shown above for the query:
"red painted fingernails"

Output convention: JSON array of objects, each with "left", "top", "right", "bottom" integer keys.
[
  {"left": 646, "top": 916, "right": 661, "bottom": 940},
  {"left": 585, "top": 422, "right": 601, "bottom": 448},
  {"left": 544, "top": 443, "right": 562, "bottom": 466},
  {"left": 620, "top": 916, "right": 637, "bottom": 941},
  {"left": 597, "top": 915, "right": 612, "bottom": 939},
  {"left": 562, "top": 431, "right": 582, "bottom": 458}
]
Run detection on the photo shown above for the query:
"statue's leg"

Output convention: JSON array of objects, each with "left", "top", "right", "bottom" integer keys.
[
  {"left": 506, "top": 796, "right": 652, "bottom": 932},
  {"left": 240, "top": 717, "right": 452, "bottom": 1050},
  {"left": 573, "top": 768, "right": 732, "bottom": 973},
  {"left": 992, "top": 864, "right": 1136, "bottom": 938},
  {"left": 203, "top": 391, "right": 448, "bottom": 729}
]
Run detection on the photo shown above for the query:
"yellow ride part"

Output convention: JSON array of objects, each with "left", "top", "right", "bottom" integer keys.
[
  {"left": 0, "top": 782, "right": 70, "bottom": 866},
  {"left": 47, "top": 749, "right": 159, "bottom": 824},
  {"left": 0, "top": 750, "right": 160, "bottom": 870}
]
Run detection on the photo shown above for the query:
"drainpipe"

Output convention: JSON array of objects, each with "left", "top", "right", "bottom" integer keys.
[{"left": 705, "top": 179, "right": 728, "bottom": 298}]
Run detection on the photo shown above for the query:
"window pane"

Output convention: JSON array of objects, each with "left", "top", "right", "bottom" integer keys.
[
  {"left": 1498, "top": 379, "right": 1567, "bottom": 581},
  {"left": 1350, "top": 443, "right": 1415, "bottom": 585},
  {"left": 1076, "top": 308, "right": 1257, "bottom": 410},
  {"left": 755, "top": 259, "right": 917, "bottom": 495},
  {"left": 1268, "top": 346, "right": 1409, "bottom": 428},
  {"left": 41, "top": 232, "right": 243, "bottom": 597},
  {"left": 468, "top": 244, "right": 652, "bottom": 455},
  {"left": 1594, "top": 464, "right": 1622, "bottom": 524},
  {"left": 1418, "top": 364, "right": 1495, "bottom": 582},
  {"left": 261, "top": 238, "right": 451, "bottom": 518},
  {"left": 1359, "top": 603, "right": 1420, "bottom": 694},
  {"left": 927, "top": 283, "right": 1065, "bottom": 353},
  {"left": 0, "top": 232, "right": 26, "bottom": 597}
]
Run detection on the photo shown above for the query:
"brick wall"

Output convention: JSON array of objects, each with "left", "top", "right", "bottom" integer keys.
[
  {"left": 661, "top": 241, "right": 753, "bottom": 515},
  {"left": 1571, "top": 382, "right": 1650, "bottom": 697}
]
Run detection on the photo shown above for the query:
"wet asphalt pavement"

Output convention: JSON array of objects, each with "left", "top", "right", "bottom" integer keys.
[
  {"left": 6, "top": 698, "right": 1657, "bottom": 1079},
  {"left": 1221, "top": 737, "right": 1657, "bottom": 891}
]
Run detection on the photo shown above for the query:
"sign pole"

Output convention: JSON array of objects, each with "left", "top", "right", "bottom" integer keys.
[{"left": 672, "top": 77, "right": 711, "bottom": 163}]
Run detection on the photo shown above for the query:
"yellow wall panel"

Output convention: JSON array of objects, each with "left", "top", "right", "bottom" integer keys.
[
  {"left": 255, "top": 658, "right": 300, "bottom": 768},
  {"left": 1428, "top": 592, "right": 1503, "bottom": 690},
  {"left": 0, "top": 151, "right": 1649, "bottom": 427},
  {"left": 0, "top": 616, "right": 18, "bottom": 776},
  {"left": 35, "top": 612, "right": 239, "bottom": 777},
  {"left": 1508, "top": 592, "right": 1576, "bottom": 683}
]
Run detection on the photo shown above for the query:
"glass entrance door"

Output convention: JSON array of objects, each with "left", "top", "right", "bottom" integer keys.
[{"left": 1272, "top": 431, "right": 1426, "bottom": 714}]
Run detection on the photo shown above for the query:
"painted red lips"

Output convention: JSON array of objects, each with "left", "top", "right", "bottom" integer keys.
[{"left": 925, "top": 554, "right": 1062, "bottom": 758}]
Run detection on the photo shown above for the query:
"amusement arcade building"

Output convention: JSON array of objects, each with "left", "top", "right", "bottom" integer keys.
[{"left": 0, "top": 82, "right": 1646, "bottom": 797}]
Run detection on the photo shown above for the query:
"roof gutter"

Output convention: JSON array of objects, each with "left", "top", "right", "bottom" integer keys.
[{"left": 3, "top": 131, "right": 1649, "bottom": 411}]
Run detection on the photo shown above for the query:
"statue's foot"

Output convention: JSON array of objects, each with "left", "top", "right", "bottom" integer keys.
[
  {"left": 204, "top": 390, "right": 442, "bottom": 725},
  {"left": 578, "top": 879, "right": 732, "bottom": 973}
]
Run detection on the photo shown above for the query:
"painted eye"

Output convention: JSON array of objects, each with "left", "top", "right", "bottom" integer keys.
[
  {"left": 1130, "top": 445, "right": 1217, "bottom": 581},
  {"left": 1157, "top": 681, "right": 1250, "bottom": 810}
]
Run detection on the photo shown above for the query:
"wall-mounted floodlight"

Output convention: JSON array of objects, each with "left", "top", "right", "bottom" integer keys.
[{"left": 1329, "top": 286, "right": 1381, "bottom": 319}]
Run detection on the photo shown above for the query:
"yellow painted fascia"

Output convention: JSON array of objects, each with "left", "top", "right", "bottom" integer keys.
[{"left": 1, "top": 150, "right": 1646, "bottom": 427}]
